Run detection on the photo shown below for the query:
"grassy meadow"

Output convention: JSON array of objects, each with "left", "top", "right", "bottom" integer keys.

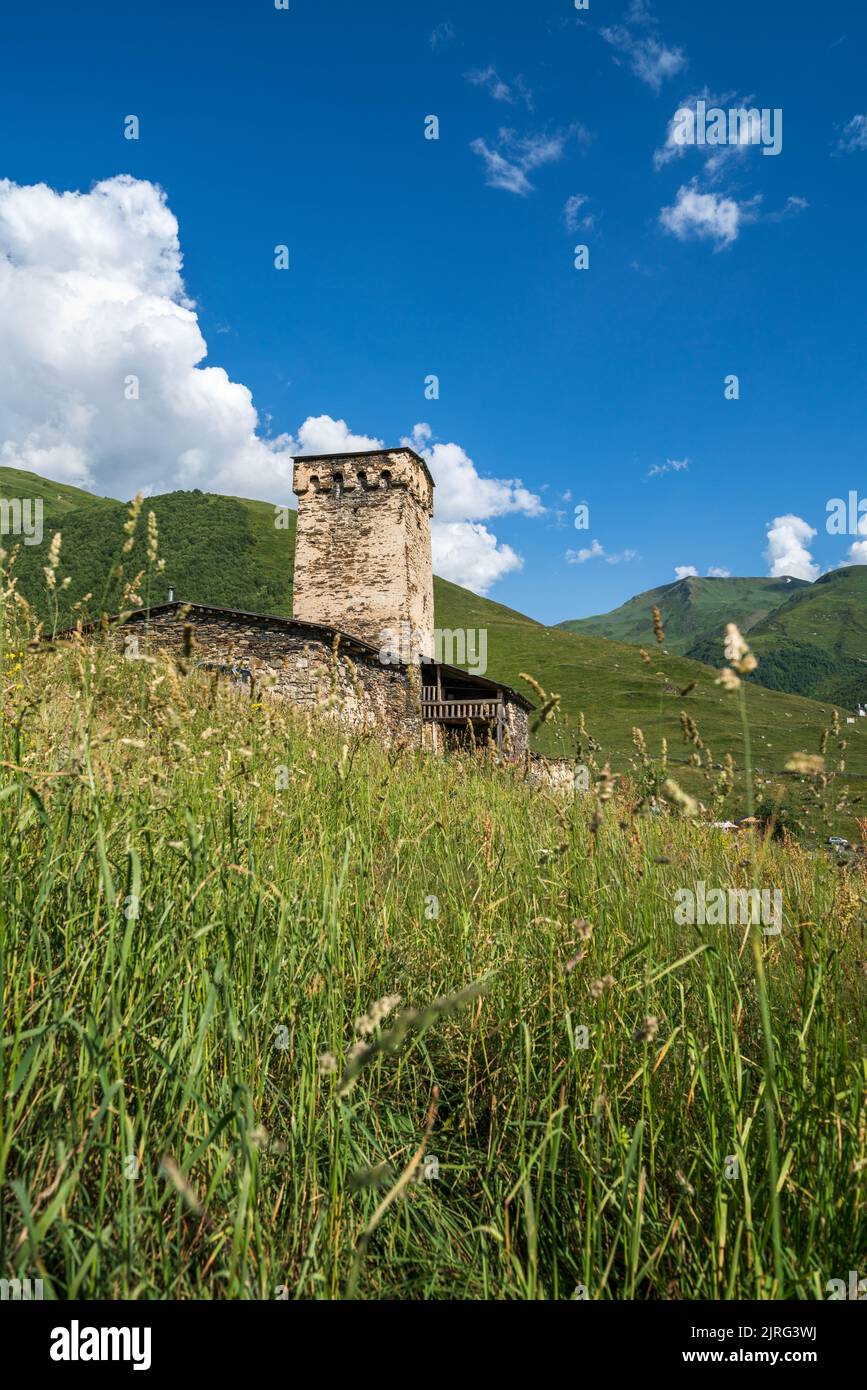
[
  {"left": 1, "top": 578, "right": 865, "bottom": 1299},
  {"left": 6, "top": 465, "right": 867, "bottom": 845}
]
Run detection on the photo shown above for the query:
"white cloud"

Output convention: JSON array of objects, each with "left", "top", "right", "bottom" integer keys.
[
  {"left": 429, "top": 20, "right": 455, "bottom": 49},
  {"left": 566, "top": 540, "right": 639, "bottom": 566},
  {"left": 764, "top": 514, "right": 819, "bottom": 582},
  {"left": 0, "top": 174, "right": 295, "bottom": 501},
  {"left": 0, "top": 176, "right": 540, "bottom": 596},
  {"left": 707, "top": 566, "right": 731, "bottom": 578},
  {"left": 292, "top": 415, "right": 384, "bottom": 457},
  {"left": 847, "top": 513, "right": 867, "bottom": 563},
  {"left": 401, "top": 423, "right": 541, "bottom": 592},
  {"left": 653, "top": 92, "right": 764, "bottom": 175},
  {"left": 466, "top": 68, "right": 533, "bottom": 110},
  {"left": 563, "top": 194, "right": 594, "bottom": 233},
  {"left": 467, "top": 66, "right": 513, "bottom": 103},
  {"left": 674, "top": 565, "right": 698, "bottom": 579},
  {"left": 431, "top": 521, "right": 522, "bottom": 593},
  {"left": 648, "top": 457, "right": 689, "bottom": 477},
  {"left": 660, "top": 181, "right": 756, "bottom": 248},
  {"left": 403, "top": 423, "right": 542, "bottom": 525},
  {"left": 470, "top": 128, "right": 575, "bottom": 196},
  {"left": 626, "top": 0, "right": 654, "bottom": 21},
  {"left": 836, "top": 114, "right": 867, "bottom": 153},
  {"left": 765, "top": 195, "right": 809, "bottom": 222},
  {"left": 601, "top": 24, "right": 686, "bottom": 92},
  {"left": 567, "top": 539, "right": 605, "bottom": 564}
]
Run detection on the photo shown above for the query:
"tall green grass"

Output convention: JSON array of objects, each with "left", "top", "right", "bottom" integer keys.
[{"left": 1, "top": 621, "right": 864, "bottom": 1300}]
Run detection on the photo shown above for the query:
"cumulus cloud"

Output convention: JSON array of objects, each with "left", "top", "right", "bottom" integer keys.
[
  {"left": 846, "top": 512, "right": 867, "bottom": 564},
  {"left": 470, "top": 128, "right": 581, "bottom": 196},
  {"left": 0, "top": 176, "right": 541, "bottom": 596},
  {"left": 707, "top": 566, "right": 731, "bottom": 578},
  {"left": 0, "top": 174, "right": 295, "bottom": 501},
  {"left": 648, "top": 457, "right": 689, "bottom": 477},
  {"left": 674, "top": 565, "right": 698, "bottom": 579},
  {"left": 402, "top": 422, "right": 542, "bottom": 591},
  {"left": 764, "top": 514, "right": 819, "bottom": 582},
  {"left": 566, "top": 540, "right": 638, "bottom": 565},
  {"left": 431, "top": 522, "right": 523, "bottom": 591},
  {"left": 403, "top": 423, "right": 542, "bottom": 524},
  {"left": 659, "top": 181, "right": 757, "bottom": 248},
  {"left": 292, "top": 415, "right": 384, "bottom": 457}
]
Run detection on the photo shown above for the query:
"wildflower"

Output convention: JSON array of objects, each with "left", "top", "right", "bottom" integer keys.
[
  {"left": 652, "top": 607, "right": 665, "bottom": 643},
  {"left": 573, "top": 918, "right": 593, "bottom": 942},
  {"left": 354, "top": 993, "right": 402, "bottom": 1038},
  {"left": 43, "top": 532, "right": 62, "bottom": 590},
  {"left": 318, "top": 1052, "right": 338, "bottom": 1075},
  {"left": 723, "top": 623, "right": 758, "bottom": 673},
  {"left": 661, "top": 778, "right": 699, "bottom": 818},
  {"left": 675, "top": 1169, "right": 696, "bottom": 1198},
  {"left": 147, "top": 511, "right": 159, "bottom": 564},
  {"left": 785, "top": 753, "right": 825, "bottom": 776},
  {"left": 123, "top": 492, "right": 144, "bottom": 554},
  {"left": 590, "top": 974, "right": 616, "bottom": 999},
  {"left": 715, "top": 666, "right": 741, "bottom": 692},
  {"left": 633, "top": 1016, "right": 659, "bottom": 1043}
]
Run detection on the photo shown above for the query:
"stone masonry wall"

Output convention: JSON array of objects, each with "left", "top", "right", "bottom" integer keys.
[
  {"left": 292, "top": 450, "right": 435, "bottom": 659},
  {"left": 501, "top": 698, "right": 529, "bottom": 757},
  {"left": 116, "top": 610, "right": 425, "bottom": 742}
]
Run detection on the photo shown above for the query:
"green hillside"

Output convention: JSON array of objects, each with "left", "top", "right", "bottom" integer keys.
[
  {"left": 4, "top": 467, "right": 867, "bottom": 833},
  {"left": 558, "top": 574, "right": 807, "bottom": 654},
  {"left": 686, "top": 567, "right": 867, "bottom": 708}
]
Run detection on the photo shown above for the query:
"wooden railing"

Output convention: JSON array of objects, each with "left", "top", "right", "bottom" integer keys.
[{"left": 421, "top": 697, "right": 500, "bottom": 721}]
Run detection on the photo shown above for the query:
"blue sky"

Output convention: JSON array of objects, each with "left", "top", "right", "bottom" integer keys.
[{"left": 2, "top": 0, "right": 866, "bottom": 622}]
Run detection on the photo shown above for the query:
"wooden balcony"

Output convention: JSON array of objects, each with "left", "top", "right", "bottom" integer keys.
[{"left": 421, "top": 693, "right": 501, "bottom": 722}]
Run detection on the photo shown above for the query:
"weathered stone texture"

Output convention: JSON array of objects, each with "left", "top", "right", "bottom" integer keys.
[
  {"left": 117, "top": 610, "right": 424, "bottom": 741},
  {"left": 292, "top": 449, "right": 435, "bottom": 659},
  {"left": 501, "top": 698, "right": 530, "bottom": 757}
]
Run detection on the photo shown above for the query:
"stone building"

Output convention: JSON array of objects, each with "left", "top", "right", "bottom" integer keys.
[
  {"left": 67, "top": 446, "right": 532, "bottom": 755},
  {"left": 293, "top": 446, "right": 435, "bottom": 658}
]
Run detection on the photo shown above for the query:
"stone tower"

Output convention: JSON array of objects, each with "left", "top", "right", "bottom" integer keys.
[{"left": 291, "top": 447, "right": 435, "bottom": 660}]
